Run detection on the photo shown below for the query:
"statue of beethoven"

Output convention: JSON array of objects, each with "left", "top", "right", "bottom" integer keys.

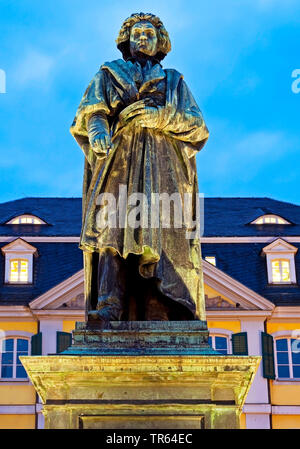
[{"left": 70, "top": 13, "right": 209, "bottom": 322}]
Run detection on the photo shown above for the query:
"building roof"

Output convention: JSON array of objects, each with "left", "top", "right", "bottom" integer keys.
[
  {"left": 0, "top": 196, "right": 299, "bottom": 306},
  {"left": 202, "top": 197, "right": 300, "bottom": 237},
  {"left": 0, "top": 196, "right": 299, "bottom": 237},
  {"left": 0, "top": 197, "right": 82, "bottom": 237}
]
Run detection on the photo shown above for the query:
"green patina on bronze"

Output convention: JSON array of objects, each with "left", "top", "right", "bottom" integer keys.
[{"left": 70, "top": 12, "right": 209, "bottom": 323}]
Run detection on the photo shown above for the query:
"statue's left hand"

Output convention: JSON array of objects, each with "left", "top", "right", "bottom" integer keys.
[{"left": 119, "top": 99, "right": 160, "bottom": 129}]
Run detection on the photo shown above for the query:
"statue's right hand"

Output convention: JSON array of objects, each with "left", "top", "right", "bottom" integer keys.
[{"left": 90, "top": 133, "right": 112, "bottom": 156}]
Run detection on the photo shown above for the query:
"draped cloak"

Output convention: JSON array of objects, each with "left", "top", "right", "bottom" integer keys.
[{"left": 70, "top": 59, "right": 209, "bottom": 320}]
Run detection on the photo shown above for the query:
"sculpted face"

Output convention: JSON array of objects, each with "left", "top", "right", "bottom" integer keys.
[{"left": 129, "top": 21, "right": 158, "bottom": 58}]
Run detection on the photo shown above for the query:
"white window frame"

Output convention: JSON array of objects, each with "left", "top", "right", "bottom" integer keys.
[
  {"left": 262, "top": 239, "right": 297, "bottom": 284},
  {"left": 6, "top": 214, "right": 46, "bottom": 225},
  {"left": 1, "top": 238, "right": 37, "bottom": 284},
  {"left": 267, "top": 254, "right": 296, "bottom": 284},
  {"left": 274, "top": 334, "right": 300, "bottom": 381},
  {"left": 0, "top": 333, "right": 32, "bottom": 381},
  {"left": 208, "top": 331, "right": 232, "bottom": 354},
  {"left": 5, "top": 253, "right": 33, "bottom": 284},
  {"left": 251, "top": 214, "right": 290, "bottom": 225}
]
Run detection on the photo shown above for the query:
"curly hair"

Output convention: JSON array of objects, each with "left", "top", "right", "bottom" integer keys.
[{"left": 116, "top": 12, "right": 171, "bottom": 62}]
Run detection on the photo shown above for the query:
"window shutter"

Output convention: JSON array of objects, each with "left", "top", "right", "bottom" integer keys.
[
  {"left": 261, "top": 332, "right": 275, "bottom": 379},
  {"left": 31, "top": 333, "right": 42, "bottom": 355},
  {"left": 56, "top": 332, "right": 72, "bottom": 354},
  {"left": 232, "top": 332, "right": 248, "bottom": 355}
]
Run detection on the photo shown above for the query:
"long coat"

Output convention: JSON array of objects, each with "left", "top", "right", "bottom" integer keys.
[{"left": 71, "top": 59, "right": 209, "bottom": 320}]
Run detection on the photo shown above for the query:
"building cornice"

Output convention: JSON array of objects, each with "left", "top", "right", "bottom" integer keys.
[
  {"left": 0, "top": 405, "right": 36, "bottom": 414},
  {"left": 206, "top": 310, "right": 272, "bottom": 319},
  {"left": 272, "top": 406, "right": 300, "bottom": 415},
  {"left": 32, "top": 309, "right": 85, "bottom": 320},
  {"left": 243, "top": 404, "right": 271, "bottom": 414},
  {"left": 2, "top": 302, "right": 299, "bottom": 323},
  {"left": 0, "top": 305, "right": 36, "bottom": 320},
  {"left": 201, "top": 237, "right": 300, "bottom": 244},
  {"left": 0, "top": 236, "right": 80, "bottom": 243},
  {"left": 0, "top": 236, "right": 300, "bottom": 244},
  {"left": 269, "top": 306, "right": 300, "bottom": 321}
]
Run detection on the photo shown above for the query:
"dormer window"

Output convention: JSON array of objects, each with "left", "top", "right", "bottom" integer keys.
[
  {"left": 251, "top": 214, "right": 290, "bottom": 225},
  {"left": 1, "top": 238, "right": 37, "bottom": 284},
  {"left": 262, "top": 239, "right": 297, "bottom": 284},
  {"left": 6, "top": 215, "right": 46, "bottom": 225},
  {"left": 9, "top": 259, "right": 29, "bottom": 283},
  {"left": 271, "top": 259, "right": 291, "bottom": 283}
]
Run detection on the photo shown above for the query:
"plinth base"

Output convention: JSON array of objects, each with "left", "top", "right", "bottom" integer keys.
[
  {"left": 22, "top": 354, "right": 260, "bottom": 429},
  {"left": 21, "top": 322, "right": 260, "bottom": 429},
  {"left": 65, "top": 321, "right": 215, "bottom": 355}
]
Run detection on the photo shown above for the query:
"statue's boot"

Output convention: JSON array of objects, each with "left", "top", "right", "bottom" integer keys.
[{"left": 89, "top": 248, "right": 126, "bottom": 322}]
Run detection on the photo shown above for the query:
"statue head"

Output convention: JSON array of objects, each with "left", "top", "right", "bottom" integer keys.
[{"left": 116, "top": 13, "right": 171, "bottom": 62}]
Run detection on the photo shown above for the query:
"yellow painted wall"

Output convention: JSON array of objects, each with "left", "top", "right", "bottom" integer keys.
[
  {"left": 0, "top": 384, "right": 36, "bottom": 405},
  {"left": 272, "top": 415, "right": 300, "bottom": 429},
  {"left": 207, "top": 320, "right": 241, "bottom": 333},
  {"left": 240, "top": 413, "right": 246, "bottom": 429},
  {"left": 270, "top": 382, "right": 300, "bottom": 406},
  {"left": 266, "top": 322, "right": 300, "bottom": 334},
  {"left": 0, "top": 321, "right": 37, "bottom": 334},
  {"left": 62, "top": 320, "right": 78, "bottom": 333},
  {"left": 0, "top": 414, "right": 35, "bottom": 429}
]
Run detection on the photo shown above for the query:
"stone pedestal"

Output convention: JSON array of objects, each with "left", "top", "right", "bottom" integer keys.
[
  {"left": 21, "top": 322, "right": 260, "bottom": 429},
  {"left": 67, "top": 321, "right": 215, "bottom": 355}
]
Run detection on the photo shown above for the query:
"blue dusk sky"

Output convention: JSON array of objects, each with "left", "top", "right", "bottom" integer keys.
[{"left": 0, "top": 0, "right": 299, "bottom": 204}]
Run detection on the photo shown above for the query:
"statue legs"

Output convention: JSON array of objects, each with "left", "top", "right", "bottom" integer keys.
[
  {"left": 87, "top": 249, "right": 191, "bottom": 322},
  {"left": 88, "top": 248, "right": 126, "bottom": 322},
  {"left": 87, "top": 248, "right": 171, "bottom": 321}
]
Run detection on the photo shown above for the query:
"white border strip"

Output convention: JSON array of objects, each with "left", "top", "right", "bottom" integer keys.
[
  {"left": 201, "top": 237, "right": 300, "bottom": 243},
  {"left": 0, "top": 405, "right": 36, "bottom": 414},
  {"left": 0, "top": 237, "right": 80, "bottom": 243},
  {"left": 0, "top": 236, "right": 300, "bottom": 244},
  {"left": 272, "top": 406, "right": 300, "bottom": 415},
  {"left": 243, "top": 404, "right": 271, "bottom": 414}
]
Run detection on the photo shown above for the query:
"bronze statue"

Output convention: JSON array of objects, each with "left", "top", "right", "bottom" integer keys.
[{"left": 70, "top": 13, "right": 209, "bottom": 323}]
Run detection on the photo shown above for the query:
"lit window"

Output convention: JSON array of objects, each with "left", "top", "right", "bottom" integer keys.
[
  {"left": 205, "top": 256, "right": 216, "bottom": 266},
  {"left": 1, "top": 238, "right": 37, "bottom": 284},
  {"left": 208, "top": 335, "right": 229, "bottom": 355},
  {"left": 0, "top": 338, "right": 29, "bottom": 379},
  {"left": 271, "top": 259, "right": 290, "bottom": 283},
  {"left": 275, "top": 338, "right": 300, "bottom": 379},
  {"left": 251, "top": 214, "right": 290, "bottom": 225},
  {"left": 7, "top": 215, "right": 46, "bottom": 225},
  {"left": 262, "top": 239, "right": 297, "bottom": 285},
  {"left": 9, "top": 259, "right": 29, "bottom": 283}
]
